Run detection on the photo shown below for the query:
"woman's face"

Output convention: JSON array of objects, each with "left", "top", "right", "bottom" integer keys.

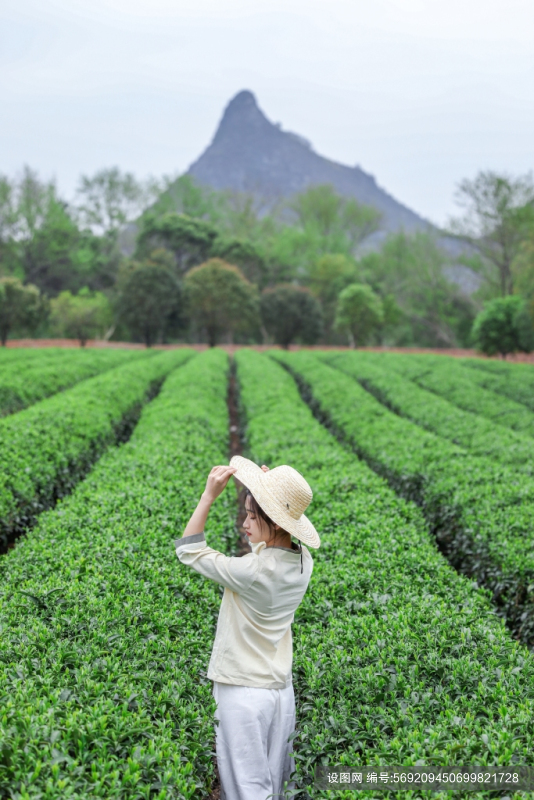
[{"left": 243, "top": 496, "right": 278, "bottom": 544}]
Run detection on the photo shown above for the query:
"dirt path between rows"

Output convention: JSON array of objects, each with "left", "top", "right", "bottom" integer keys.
[
  {"left": 228, "top": 358, "right": 251, "bottom": 558},
  {"left": 208, "top": 358, "right": 251, "bottom": 800}
]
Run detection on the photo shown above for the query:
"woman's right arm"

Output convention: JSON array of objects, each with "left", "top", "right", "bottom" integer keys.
[
  {"left": 175, "top": 463, "right": 259, "bottom": 593},
  {"left": 181, "top": 465, "right": 237, "bottom": 539}
]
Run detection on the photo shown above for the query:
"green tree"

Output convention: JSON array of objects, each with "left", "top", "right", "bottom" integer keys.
[
  {"left": 260, "top": 284, "right": 323, "bottom": 349},
  {"left": 449, "top": 170, "right": 534, "bottom": 297},
  {"left": 0, "top": 276, "right": 47, "bottom": 345},
  {"left": 359, "top": 232, "right": 476, "bottom": 347},
  {"left": 25, "top": 198, "right": 105, "bottom": 295},
  {"left": 136, "top": 175, "right": 214, "bottom": 220},
  {"left": 291, "top": 184, "right": 382, "bottom": 249},
  {"left": 212, "top": 189, "right": 275, "bottom": 240},
  {"left": 261, "top": 186, "right": 382, "bottom": 283},
  {"left": 1, "top": 167, "right": 70, "bottom": 291},
  {"left": 50, "top": 287, "right": 113, "bottom": 347},
  {"left": 210, "top": 236, "right": 267, "bottom": 286},
  {"left": 471, "top": 295, "right": 534, "bottom": 357},
  {"left": 118, "top": 261, "right": 182, "bottom": 347},
  {"left": 0, "top": 166, "right": 115, "bottom": 296},
  {"left": 511, "top": 225, "right": 534, "bottom": 325},
  {"left": 75, "top": 167, "right": 166, "bottom": 236},
  {"left": 306, "top": 253, "right": 358, "bottom": 340},
  {"left": 136, "top": 212, "right": 218, "bottom": 273},
  {"left": 0, "top": 174, "right": 17, "bottom": 268},
  {"left": 334, "top": 283, "right": 384, "bottom": 348},
  {"left": 184, "top": 258, "right": 259, "bottom": 347},
  {"left": 74, "top": 167, "right": 171, "bottom": 293}
]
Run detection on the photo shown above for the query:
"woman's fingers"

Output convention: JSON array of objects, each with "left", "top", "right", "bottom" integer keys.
[
  {"left": 210, "top": 465, "right": 233, "bottom": 477},
  {"left": 206, "top": 466, "right": 237, "bottom": 497},
  {"left": 217, "top": 466, "right": 237, "bottom": 480}
]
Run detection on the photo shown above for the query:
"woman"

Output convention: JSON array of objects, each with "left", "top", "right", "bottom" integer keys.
[{"left": 174, "top": 454, "right": 321, "bottom": 800}]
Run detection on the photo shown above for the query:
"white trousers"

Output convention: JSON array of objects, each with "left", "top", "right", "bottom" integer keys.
[{"left": 212, "top": 681, "right": 297, "bottom": 800}]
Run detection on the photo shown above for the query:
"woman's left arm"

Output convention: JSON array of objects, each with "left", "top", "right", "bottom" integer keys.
[{"left": 181, "top": 464, "right": 237, "bottom": 538}]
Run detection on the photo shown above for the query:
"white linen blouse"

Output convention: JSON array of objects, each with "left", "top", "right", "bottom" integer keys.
[{"left": 174, "top": 532, "right": 314, "bottom": 689}]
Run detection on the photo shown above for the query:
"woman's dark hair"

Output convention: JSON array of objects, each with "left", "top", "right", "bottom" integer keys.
[{"left": 245, "top": 490, "right": 289, "bottom": 545}]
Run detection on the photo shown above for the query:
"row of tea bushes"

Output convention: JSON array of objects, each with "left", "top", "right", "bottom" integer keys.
[
  {"left": 0, "top": 348, "right": 70, "bottom": 363},
  {"left": 322, "top": 351, "right": 534, "bottom": 474},
  {"left": 0, "top": 349, "right": 150, "bottom": 417},
  {"left": 0, "top": 348, "right": 236, "bottom": 799},
  {"left": 0, "top": 348, "right": 123, "bottom": 367},
  {"left": 272, "top": 351, "right": 534, "bottom": 648},
  {"left": 380, "top": 353, "right": 534, "bottom": 438},
  {"left": 0, "top": 350, "right": 192, "bottom": 548},
  {"left": 235, "top": 350, "right": 534, "bottom": 798},
  {"left": 459, "top": 358, "right": 534, "bottom": 413}
]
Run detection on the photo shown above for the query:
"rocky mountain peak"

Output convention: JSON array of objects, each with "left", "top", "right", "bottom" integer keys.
[
  {"left": 187, "top": 90, "right": 429, "bottom": 235},
  {"left": 212, "top": 90, "right": 271, "bottom": 146},
  {"left": 182, "top": 90, "right": 477, "bottom": 292}
]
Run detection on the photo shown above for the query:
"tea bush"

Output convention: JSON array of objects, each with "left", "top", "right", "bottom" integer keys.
[
  {"left": 0, "top": 348, "right": 68, "bottom": 364},
  {"left": 272, "top": 351, "right": 534, "bottom": 648},
  {"left": 321, "top": 351, "right": 534, "bottom": 474},
  {"left": 0, "top": 348, "right": 236, "bottom": 799},
  {"left": 459, "top": 357, "right": 534, "bottom": 413},
  {"left": 235, "top": 350, "right": 534, "bottom": 799},
  {"left": 0, "top": 349, "right": 151, "bottom": 417},
  {"left": 380, "top": 353, "right": 534, "bottom": 438},
  {"left": 0, "top": 350, "right": 192, "bottom": 547}
]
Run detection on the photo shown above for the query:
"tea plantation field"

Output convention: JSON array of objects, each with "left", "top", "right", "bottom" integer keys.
[{"left": 1, "top": 348, "right": 534, "bottom": 799}]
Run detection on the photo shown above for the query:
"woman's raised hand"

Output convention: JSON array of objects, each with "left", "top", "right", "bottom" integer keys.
[{"left": 203, "top": 465, "right": 238, "bottom": 503}]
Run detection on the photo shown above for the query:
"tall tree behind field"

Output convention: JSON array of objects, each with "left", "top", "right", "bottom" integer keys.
[
  {"left": 117, "top": 256, "right": 183, "bottom": 347},
  {"left": 0, "top": 276, "right": 47, "bottom": 345},
  {"left": 50, "top": 287, "right": 113, "bottom": 347},
  {"left": 136, "top": 213, "right": 218, "bottom": 274},
  {"left": 209, "top": 236, "right": 268, "bottom": 287},
  {"left": 0, "top": 167, "right": 115, "bottom": 295},
  {"left": 74, "top": 167, "right": 171, "bottom": 292},
  {"left": 334, "top": 283, "right": 384, "bottom": 348},
  {"left": 449, "top": 170, "right": 534, "bottom": 297},
  {"left": 184, "top": 258, "right": 259, "bottom": 346},
  {"left": 472, "top": 295, "right": 534, "bottom": 357},
  {"left": 75, "top": 167, "right": 166, "bottom": 237},
  {"left": 305, "top": 253, "right": 358, "bottom": 341},
  {"left": 137, "top": 175, "right": 217, "bottom": 223},
  {"left": 0, "top": 175, "right": 16, "bottom": 268},
  {"left": 513, "top": 236, "right": 534, "bottom": 322},
  {"left": 264, "top": 185, "right": 382, "bottom": 282},
  {"left": 260, "top": 284, "right": 323, "bottom": 349},
  {"left": 290, "top": 184, "right": 381, "bottom": 249},
  {"left": 359, "top": 231, "right": 477, "bottom": 347},
  {"left": 210, "top": 189, "right": 277, "bottom": 241}
]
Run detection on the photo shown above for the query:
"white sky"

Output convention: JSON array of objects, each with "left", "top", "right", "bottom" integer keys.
[{"left": 1, "top": 0, "right": 533, "bottom": 227}]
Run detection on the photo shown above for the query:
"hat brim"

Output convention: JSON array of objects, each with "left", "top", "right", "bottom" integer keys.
[{"left": 229, "top": 455, "right": 321, "bottom": 549}]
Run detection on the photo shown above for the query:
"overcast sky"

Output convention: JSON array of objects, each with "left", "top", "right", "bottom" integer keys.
[{"left": 2, "top": 0, "right": 533, "bottom": 227}]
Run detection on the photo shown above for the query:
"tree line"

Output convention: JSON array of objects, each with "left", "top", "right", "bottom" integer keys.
[{"left": 1, "top": 165, "right": 533, "bottom": 355}]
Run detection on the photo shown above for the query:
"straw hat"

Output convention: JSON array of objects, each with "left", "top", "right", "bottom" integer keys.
[{"left": 229, "top": 455, "right": 321, "bottom": 549}]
